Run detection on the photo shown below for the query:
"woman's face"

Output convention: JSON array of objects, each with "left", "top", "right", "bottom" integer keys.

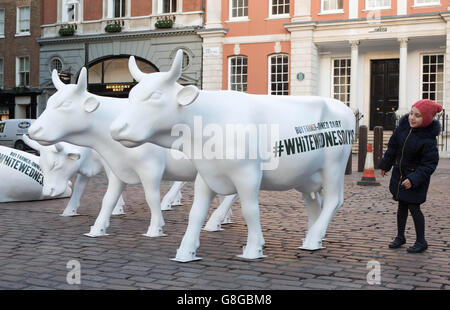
[{"left": 409, "top": 107, "right": 423, "bottom": 128}]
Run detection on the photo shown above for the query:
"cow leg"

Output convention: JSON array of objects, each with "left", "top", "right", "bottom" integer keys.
[
  {"left": 112, "top": 194, "right": 126, "bottom": 215},
  {"left": 204, "top": 194, "right": 238, "bottom": 232},
  {"left": 299, "top": 191, "right": 323, "bottom": 234},
  {"left": 85, "top": 174, "right": 126, "bottom": 237},
  {"left": 161, "top": 181, "right": 185, "bottom": 211},
  {"left": 61, "top": 174, "right": 88, "bottom": 216},
  {"left": 233, "top": 171, "right": 265, "bottom": 259},
  {"left": 173, "top": 174, "right": 216, "bottom": 262},
  {"left": 141, "top": 179, "right": 166, "bottom": 237},
  {"left": 301, "top": 164, "right": 345, "bottom": 250}
]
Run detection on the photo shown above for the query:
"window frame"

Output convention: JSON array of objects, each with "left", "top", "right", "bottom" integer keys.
[
  {"left": 420, "top": 53, "right": 445, "bottom": 105},
  {"left": 16, "top": 6, "right": 31, "bottom": 36},
  {"left": 228, "top": 55, "right": 248, "bottom": 93},
  {"left": 320, "top": 0, "right": 344, "bottom": 14},
  {"left": 331, "top": 58, "right": 351, "bottom": 106},
  {"left": 158, "top": 0, "right": 178, "bottom": 14},
  {"left": 229, "top": 0, "right": 249, "bottom": 21},
  {"left": 268, "top": 0, "right": 290, "bottom": 19},
  {"left": 62, "top": 0, "right": 81, "bottom": 23},
  {"left": 16, "top": 56, "right": 30, "bottom": 87},
  {"left": 365, "top": 0, "right": 391, "bottom": 10},
  {"left": 268, "top": 53, "right": 289, "bottom": 96},
  {"left": 0, "top": 57, "right": 4, "bottom": 89},
  {"left": 0, "top": 8, "right": 5, "bottom": 38},
  {"left": 49, "top": 57, "right": 64, "bottom": 74},
  {"left": 413, "top": 0, "right": 440, "bottom": 7}
]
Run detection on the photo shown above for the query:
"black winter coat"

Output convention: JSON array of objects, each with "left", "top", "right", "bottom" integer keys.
[{"left": 378, "top": 114, "right": 441, "bottom": 204}]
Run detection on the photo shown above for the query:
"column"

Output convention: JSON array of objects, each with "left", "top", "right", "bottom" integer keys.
[
  {"left": 292, "top": 0, "right": 311, "bottom": 22},
  {"left": 397, "top": 37, "right": 408, "bottom": 116},
  {"left": 349, "top": 40, "right": 360, "bottom": 114},
  {"left": 205, "top": 0, "right": 222, "bottom": 29}
]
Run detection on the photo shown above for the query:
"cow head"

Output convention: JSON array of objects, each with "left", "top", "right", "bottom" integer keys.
[
  {"left": 28, "top": 68, "right": 100, "bottom": 145},
  {"left": 110, "top": 50, "right": 199, "bottom": 148},
  {"left": 23, "top": 135, "right": 80, "bottom": 197}
]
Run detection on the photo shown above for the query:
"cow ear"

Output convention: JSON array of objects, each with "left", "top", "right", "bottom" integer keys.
[
  {"left": 83, "top": 96, "right": 100, "bottom": 113},
  {"left": 67, "top": 152, "right": 81, "bottom": 161},
  {"left": 177, "top": 85, "right": 199, "bottom": 106}
]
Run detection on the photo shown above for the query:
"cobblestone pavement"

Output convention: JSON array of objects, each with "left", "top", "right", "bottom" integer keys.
[{"left": 0, "top": 156, "right": 448, "bottom": 290}]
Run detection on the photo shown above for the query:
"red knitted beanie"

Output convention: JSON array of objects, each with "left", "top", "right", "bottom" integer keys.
[{"left": 411, "top": 99, "right": 443, "bottom": 128}]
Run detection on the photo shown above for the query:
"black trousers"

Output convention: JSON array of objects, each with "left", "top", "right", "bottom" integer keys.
[{"left": 397, "top": 201, "right": 426, "bottom": 244}]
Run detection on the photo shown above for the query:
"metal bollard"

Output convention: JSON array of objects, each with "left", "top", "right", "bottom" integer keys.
[
  {"left": 373, "top": 126, "right": 383, "bottom": 169},
  {"left": 358, "top": 125, "right": 368, "bottom": 172}
]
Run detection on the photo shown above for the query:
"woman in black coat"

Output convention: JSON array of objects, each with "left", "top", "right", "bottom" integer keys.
[{"left": 379, "top": 99, "right": 442, "bottom": 253}]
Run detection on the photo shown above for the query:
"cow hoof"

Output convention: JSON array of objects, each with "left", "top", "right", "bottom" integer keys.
[
  {"left": 112, "top": 207, "right": 125, "bottom": 215},
  {"left": 61, "top": 208, "right": 79, "bottom": 217},
  {"left": 142, "top": 227, "right": 166, "bottom": 237},
  {"left": 84, "top": 226, "right": 109, "bottom": 237},
  {"left": 237, "top": 246, "right": 266, "bottom": 260},
  {"left": 171, "top": 249, "right": 202, "bottom": 263},
  {"left": 300, "top": 239, "right": 324, "bottom": 251},
  {"left": 171, "top": 199, "right": 182, "bottom": 206},
  {"left": 203, "top": 220, "right": 223, "bottom": 232},
  {"left": 161, "top": 204, "right": 173, "bottom": 211}
]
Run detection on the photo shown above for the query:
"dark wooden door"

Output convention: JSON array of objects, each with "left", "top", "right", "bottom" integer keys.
[{"left": 370, "top": 59, "right": 399, "bottom": 130}]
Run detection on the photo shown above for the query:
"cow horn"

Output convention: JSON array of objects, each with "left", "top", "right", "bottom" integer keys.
[
  {"left": 76, "top": 67, "right": 88, "bottom": 92},
  {"left": 52, "top": 69, "right": 65, "bottom": 90},
  {"left": 53, "top": 143, "right": 64, "bottom": 153},
  {"left": 128, "top": 56, "right": 146, "bottom": 82},
  {"left": 167, "top": 50, "right": 183, "bottom": 84}
]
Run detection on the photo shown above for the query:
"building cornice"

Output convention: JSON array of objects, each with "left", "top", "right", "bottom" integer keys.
[
  {"left": 37, "top": 27, "right": 201, "bottom": 45},
  {"left": 196, "top": 27, "right": 229, "bottom": 38}
]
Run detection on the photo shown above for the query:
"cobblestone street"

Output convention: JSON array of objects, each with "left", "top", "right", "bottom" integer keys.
[{"left": 0, "top": 156, "right": 449, "bottom": 290}]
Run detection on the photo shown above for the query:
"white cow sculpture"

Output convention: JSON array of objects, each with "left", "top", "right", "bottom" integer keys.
[
  {"left": 28, "top": 69, "right": 237, "bottom": 238},
  {"left": 0, "top": 145, "right": 71, "bottom": 202},
  {"left": 22, "top": 135, "right": 188, "bottom": 217},
  {"left": 110, "top": 50, "right": 356, "bottom": 261}
]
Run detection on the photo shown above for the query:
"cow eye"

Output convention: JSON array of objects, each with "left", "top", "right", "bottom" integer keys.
[
  {"left": 148, "top": 91, "right": 162, "bottom": 102},
  {"left": 59, "top": 100, "right": 72, "bottom": 108}
]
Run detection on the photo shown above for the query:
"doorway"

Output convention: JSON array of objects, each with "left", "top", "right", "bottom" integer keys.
[{"left": 370, "top": 59, "right": 399, "bottom": 130}]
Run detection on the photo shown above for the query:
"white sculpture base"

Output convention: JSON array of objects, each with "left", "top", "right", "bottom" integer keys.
[
  {"left": 237, "top": 246, "right": 266, "bottom": 260},
  {"left": 171, "top": 249, "right": 202, "bottom": 262},
  {"left": 84, "top": 225, "right": 109, "bottom": 237}
]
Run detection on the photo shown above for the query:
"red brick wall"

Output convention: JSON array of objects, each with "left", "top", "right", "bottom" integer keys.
[
  {"left": 84, "top": 0, "right": 103, "bottom": 20},
  {"left": 42, "top": 0, "right": 57, "bottom": 24},
  {"left": 131, "top": 0, "right": 152, "bottom": 16},
  {"left": 183, "top": 0, "right": 203, "bottom": 12}
]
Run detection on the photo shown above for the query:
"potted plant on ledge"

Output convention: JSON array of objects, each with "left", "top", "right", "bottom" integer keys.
[
  {"left": 155, "top": 16, "right": 175, "bottom": 29},
  {"left": 59, "top": 24, "right": 76, "bottom": 36},
  {"left": 105, "top": 21, "right": 122, "bottom": 33}
]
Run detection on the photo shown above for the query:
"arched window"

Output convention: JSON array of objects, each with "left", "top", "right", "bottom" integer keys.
[
  {"left": 229, "top": 55, "right": 248, "bottom": 92},
  {"left": 87, "top": 56, "right": 157, "bottom": 97},
  {"left": 49, "top": 57, "right": 63, "bottom": 73}
]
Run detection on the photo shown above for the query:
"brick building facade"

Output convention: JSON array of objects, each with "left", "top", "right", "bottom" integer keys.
[
  {"left": 0, "top": 0, "right": 41, "bottom": 120},
  {"left": 38, "top": 0, "right": 204, "bottom": 110}
]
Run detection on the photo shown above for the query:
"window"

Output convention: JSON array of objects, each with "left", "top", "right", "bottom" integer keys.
[
  {"left": 17, "top": 56, "right": 30, "bottom": 87},
  {"left": 366, "top": 0, "right": 391, "bottom": 9},
  {"left": 0, "top": 9, "right": 5, "bottom": 37},
  {"left": 231, "top": 0, "right": 248, "bottom": 19},
  {"left": 107, "top": 0, "right": 126, "bottom": 18},
  {"left": 422, "top": 54, "right": 444, "bottom": 105},
  {"left": 269, "top": 54, "right": 289, "bottom": 95},
  {"left": 332, "top": 58, "right": 351, "bottom": 106},
  {"left": 322, "top": 0, "right": 343, "bottom": 12},
  {"left": 415, "top": 0, "right": 440, "bottom": 6},
  {"left": 0, "top": 58, "right": 3, "bottom": 89},
  {"left": 182, "top": 51, "right": 190, "bottom": 70},
  {"left": 62, "top": 0, "right": 80, "bottom": 22},
  {"left": 160, "top": 0, "right": 177, "bottom": 14},
  {"left": 229, "top": 56, "right": 248, "bottom": 92},
  {"left": 17, "top": 6, "right": 30, "bottom": 34},
  {"left": 50, "top": 57, "right": 63, "bottom": 73},
  {"left": 270, "top": 0, "right": 289, "bottom": 16}
]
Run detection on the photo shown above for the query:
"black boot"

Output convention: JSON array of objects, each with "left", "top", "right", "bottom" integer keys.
[
  {"left": 389, "top": 236, "right": 406, "bottom": 249},
  {"left": 407, "top": 241, "right": 428, "bottom": 253}
]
